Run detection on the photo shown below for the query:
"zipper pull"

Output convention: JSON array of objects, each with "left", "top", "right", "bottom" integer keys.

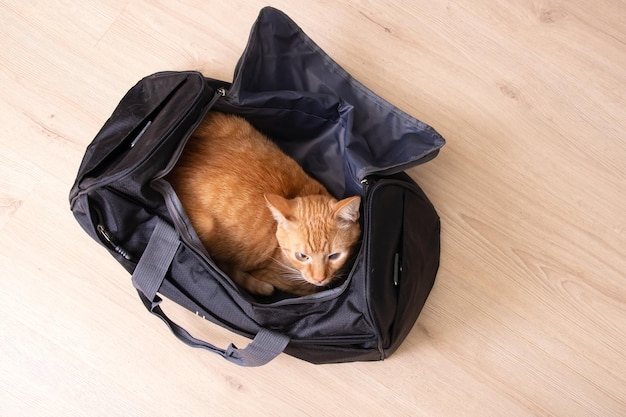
[
  {"left": 393, "top": 252, "right": 402, "bottom": 286},
  {"left": 130, "top": 120, "right": 152, "bottom": 148},
  {"left": 97, "top": 224, "right": 133, "bottom": 261},
  {"left": 360, "top": 177, "right": 373, "bottom": 194}
]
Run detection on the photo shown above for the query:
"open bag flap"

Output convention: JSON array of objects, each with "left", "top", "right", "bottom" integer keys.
[{"left": 219, "top": 7, "right": 445, "bottom": 197}]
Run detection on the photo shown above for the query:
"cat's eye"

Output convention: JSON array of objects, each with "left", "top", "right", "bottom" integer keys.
[
  {"left": 295, "top": 252, "right": 309, "bottom": 261},
  {"left": 328, "top": 253, "right": 341, "bottom": 260}
]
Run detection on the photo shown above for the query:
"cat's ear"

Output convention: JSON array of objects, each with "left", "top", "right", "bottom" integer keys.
[
  {"left": 333, "top": 196, "right": 361, "bottom": 225},
  {"left": 265, "top": 194, "right": 296, "bottom": 225}
]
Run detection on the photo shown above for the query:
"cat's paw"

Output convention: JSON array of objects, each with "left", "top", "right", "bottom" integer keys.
[
  {"left": 232, "top": 270, "right": 275, "bottom": 296},
  {"left": 251, "top": 281, "right": 275, "bottom": 296}
]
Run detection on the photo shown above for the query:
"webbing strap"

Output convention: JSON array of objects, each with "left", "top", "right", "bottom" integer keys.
[{"left": 131, "top": 219, "right": 289, "bottom": 366}]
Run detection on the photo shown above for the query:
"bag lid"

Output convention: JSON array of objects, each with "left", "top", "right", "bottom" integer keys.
[{"left": 221, "top": 7, "right": 445, "bottom": 197}]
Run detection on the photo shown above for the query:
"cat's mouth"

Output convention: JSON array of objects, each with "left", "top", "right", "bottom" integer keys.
[{"left": 303, "top": 276, "right": 334, "bottom": 287}]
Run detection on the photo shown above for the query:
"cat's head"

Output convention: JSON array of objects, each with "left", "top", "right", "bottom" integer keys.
[{"left": 265, "top": 193, "right": 361, "bottom": 289}]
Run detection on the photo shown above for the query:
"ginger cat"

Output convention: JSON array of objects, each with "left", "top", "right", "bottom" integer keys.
[{"left": 168, "top": 112, "right": 361, "bottom": 296}]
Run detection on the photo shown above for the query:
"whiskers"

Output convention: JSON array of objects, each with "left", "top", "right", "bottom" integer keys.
[{"left": 269, "top": 256, "right": 305, "bottom": 282}]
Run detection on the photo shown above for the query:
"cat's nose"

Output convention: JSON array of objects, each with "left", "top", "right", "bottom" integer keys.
[
  {"left": 309, "top": 264, "right": 327, "bottom": 284},
  {"left": 310, "top": 273, "right": 326, "bottom": 285}
]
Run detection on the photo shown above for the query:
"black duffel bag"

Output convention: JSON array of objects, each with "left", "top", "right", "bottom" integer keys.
[{"left": 69, "top": 7, "right": 445, "bottom": 366}]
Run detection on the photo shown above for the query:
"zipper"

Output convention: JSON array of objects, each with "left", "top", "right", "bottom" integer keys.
[
  {"left": 152, "top": 88, "right": 224, "bottom": 182},
  {"left": 289, "top": 334, "right": 376, "bottom": 346},
  {"left": 189, "top": 309, "right": 376, "bottom": 348},
  {"left": 190, "top": 304, "right": 375, "bottom": 346},
  {"left": 73, "top": 84, "right": 220, "bottom": 202},
  {"left": 359, "top": 176, "right": 419, "bottom": 358},
  {"left": 154, "top": 177, "right": 363, "bottom": 307}
]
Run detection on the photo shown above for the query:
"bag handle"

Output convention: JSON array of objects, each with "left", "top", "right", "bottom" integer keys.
[{"left": 130, "top": 219, "right": 290, "bottom": 366}]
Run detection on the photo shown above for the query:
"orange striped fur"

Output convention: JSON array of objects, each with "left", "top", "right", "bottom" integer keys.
[{"left": 168, "top": 112, "right": 360, "bottom": 296}]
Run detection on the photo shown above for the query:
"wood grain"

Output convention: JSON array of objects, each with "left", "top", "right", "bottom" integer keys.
[{"left": 1, "top": 0, "right": 624, "bottom": 415}]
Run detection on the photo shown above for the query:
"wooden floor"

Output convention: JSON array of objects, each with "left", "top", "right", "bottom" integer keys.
[{"left": 2, "top": 1, "right": 625, "bottom": 415}]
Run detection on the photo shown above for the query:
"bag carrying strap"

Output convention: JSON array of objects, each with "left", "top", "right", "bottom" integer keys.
[{"left": 131, "top": 219, "right": 290, "bottom": 366}]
